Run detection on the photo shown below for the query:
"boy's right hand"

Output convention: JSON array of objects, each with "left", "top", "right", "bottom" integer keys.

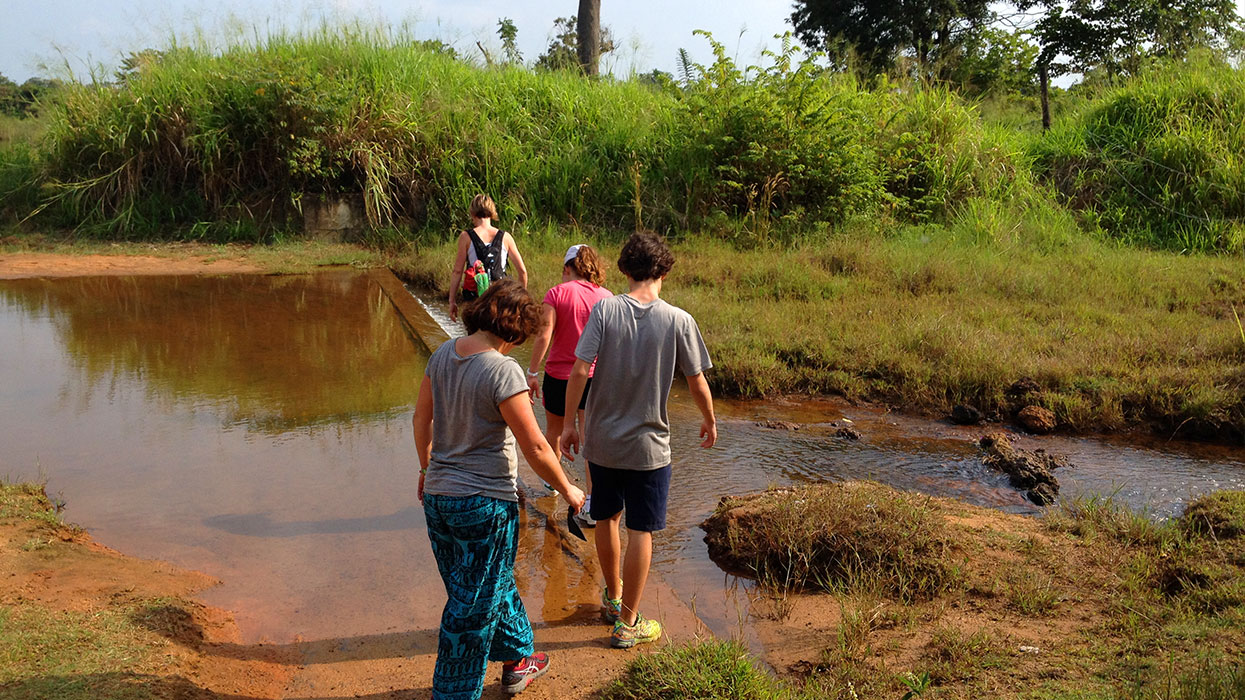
[
  {"left": 559, "top": 425, "right": 580, "bottom": 461},
  {"left": 448, "top": 299, "right": 458, "bottom": 322}
]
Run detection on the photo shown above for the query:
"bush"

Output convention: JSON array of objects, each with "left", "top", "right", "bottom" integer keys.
[
  {"left": 1031, "top": 57, "right": 1245, "bottom": 252},
  {"left": 701, "top": 482, "right": 963, "bottom": 602}
]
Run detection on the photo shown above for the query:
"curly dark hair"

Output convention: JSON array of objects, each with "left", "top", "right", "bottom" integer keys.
[
  {"left": 461, "top": 278, "right": 542, "bottom": 344},
  {"left": 617, "top": 232, "right": 674, "bottom": 282}
]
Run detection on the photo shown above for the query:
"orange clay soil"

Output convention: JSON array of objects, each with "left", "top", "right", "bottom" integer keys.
[
  {"left": 0, "top": 504, "right": 707, "bottom": 699},
  {"left": 0, "top": 251, "right": 265, "bottom": 278}
]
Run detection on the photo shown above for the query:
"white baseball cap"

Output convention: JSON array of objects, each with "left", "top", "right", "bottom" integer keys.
[{"left": 563, "top": 244, "right": 585, "bottom": 265}]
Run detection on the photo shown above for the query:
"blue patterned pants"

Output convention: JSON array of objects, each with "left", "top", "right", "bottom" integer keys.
[{"left": 424, "top": 494, "right": 534, "bottom": 700}]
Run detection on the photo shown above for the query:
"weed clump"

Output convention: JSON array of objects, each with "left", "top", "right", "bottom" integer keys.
[
  {"left": 598, "top": 639, "right": 819, "bottom": 700},
  {"left": 1180, "top": 490, "right": 1245, "bottom": 540},
  {"left": 701, "top": 481, "right": 963, "bottom": 602}
]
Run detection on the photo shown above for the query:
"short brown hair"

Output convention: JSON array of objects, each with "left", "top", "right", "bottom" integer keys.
[
  {"left": 461, "top": 278, "right": 541, "bottom": 344},
  {"left": 617, "top": 232, "right": 674, "bottom": 282},
  {"left": 469, "top": 194, "right": 498, "bottom": 220},
  {"left": 567, "top": 245, "right": 606, "bottom": 286}
]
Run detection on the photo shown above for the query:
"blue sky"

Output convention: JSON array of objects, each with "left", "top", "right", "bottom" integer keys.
[
  {"left": 0, "top": 0, "right": 794, "bottom": 82},
  {"left": 2, "top": 1, "right": 1242, "bottom": 84}
]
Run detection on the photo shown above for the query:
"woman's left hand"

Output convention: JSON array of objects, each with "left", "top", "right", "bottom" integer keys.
[{"left": 562, "top": 484, "right": 586, "bottom": 514}]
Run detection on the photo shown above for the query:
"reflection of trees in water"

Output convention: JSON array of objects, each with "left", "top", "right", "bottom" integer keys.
[{"left": 0, "top": 271, "right": 426, "bottom": 433}]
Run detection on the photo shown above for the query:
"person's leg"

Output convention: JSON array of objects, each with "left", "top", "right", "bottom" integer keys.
[
  {"left": 619, "top": 530, "right": 652, "bottom": 625},
  {"left": 595, "top": 511, "right": 623, "bottom": 600},
  {"left": 425, "top": 494, "right": 521, "bottom": 700},
  {"left": 588, "top": 463, "right": 624, "bottom": 605},
  {"left": 489, "top": 500, "right": 535, "bottom": 663},
  {"left": 543, "top": 411, "right": 564, "bottom": 462},
  {"left": 611, "top": 465, "right": 670, "bottom": 647}
]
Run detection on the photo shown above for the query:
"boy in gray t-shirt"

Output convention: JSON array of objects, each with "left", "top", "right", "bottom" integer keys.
[{"left": 561, "top": 232, "right": 717, "bottom": 649}]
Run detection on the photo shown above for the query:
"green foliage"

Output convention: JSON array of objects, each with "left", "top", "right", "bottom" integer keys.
[
  {"left": 789, "top": 0, "right": 993, "bottom": 77},
  {"left": 533, "top": 16, "right": 615, "bottom": 72},
  {"left": 949, "top": 28, "right": 1039, "bottom": 96},
  {"left": 1024, "top": 0, "right": 1245, "bottom": 77},
  {"left": 496, "top": 18, "right": 521, "bottom": 65},
  {"left": 702, "top": 482, "right": 965, "bottom": 602},
  {"left": 1031, "top": 58, "right": 1245, "bottom": 252},
  {"left": 598, "top": 639, "right": 823, "bottom": 700}
]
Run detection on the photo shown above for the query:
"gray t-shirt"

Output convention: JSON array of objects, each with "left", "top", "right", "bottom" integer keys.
[
  {"left": 575, "top": 294, "right": 712, "bottom": 470},
  {"left": 422, "top": 339, "right": 529, "bottom": 501}
]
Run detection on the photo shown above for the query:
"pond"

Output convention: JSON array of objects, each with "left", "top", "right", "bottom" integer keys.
[{"left": 3, "top": 270, "right": 1244, "bottom": 647}]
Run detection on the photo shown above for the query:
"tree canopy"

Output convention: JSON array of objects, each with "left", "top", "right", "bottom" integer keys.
[{"left": 790, "top": 0, "right": 994, "bottom": 77}]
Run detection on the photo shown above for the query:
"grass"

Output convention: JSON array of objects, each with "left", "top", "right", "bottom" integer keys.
[
  {"left": 688, "top": 482, "right": 1245, "bottom": 699},
  {"left": 701, "top": 482, "right": 964, "bottom": 602},
  {"left": 598, "top": 639, "right": 823, "bottom": 700},
  {"left": 0, "top": 481, "right": 200, "bottom": 699},
  {"left": 392, "top": 220, "right": 1245, "bottom": 439}
]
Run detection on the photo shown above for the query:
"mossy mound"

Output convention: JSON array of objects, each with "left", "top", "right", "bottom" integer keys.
[
  {"left": 1181, "top": 490, "right": 1245, "bottom": 540},
  {"left": 701, "top": 481, "right": 963, "bottom": 602}
]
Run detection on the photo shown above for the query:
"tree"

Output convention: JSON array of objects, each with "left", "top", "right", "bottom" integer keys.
[
  {"left": 497, "top": 18, "right": 522, "bottom": 64},
  {"left": 789, "top": 0, "right": 994, "bottom": 77},
  {"left": 535, "top": 16, "right": 615, "bottom": 72},
  {"left": 577, "top": 0, "right": 602, "bottom": 76},
  {"left": 1020, "top": 0, "right": 1244, "bottom": 127},
  {"left": 947, "top": 27, "right": 1039, "bottom": 95}
]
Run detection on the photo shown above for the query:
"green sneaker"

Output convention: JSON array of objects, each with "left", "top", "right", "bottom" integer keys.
[
  {"left": 611, "top": 614, "right": 662, "bottom": 649},
  {"left": 600, "top": 586, "right": 622, "bottom": 623}
]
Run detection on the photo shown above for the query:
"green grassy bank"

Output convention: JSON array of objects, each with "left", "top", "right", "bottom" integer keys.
[
  {"left": 683, "top": 482, "right": 1245, "bottom": 699},
  {"left": 394, "top": 226, "right": 1245, "bottom": 440}
]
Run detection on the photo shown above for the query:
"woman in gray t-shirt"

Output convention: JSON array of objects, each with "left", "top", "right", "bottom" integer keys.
[{"left": 412, "top": 279, "right": 584, "bottom": 698}]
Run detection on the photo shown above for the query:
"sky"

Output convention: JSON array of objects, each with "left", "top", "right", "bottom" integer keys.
[
  {"left": 0, "top": 0, "right": 794, "bottom": 83},
  {"left": 3, "top": 1, "right": 1243, "bottom": 85}
]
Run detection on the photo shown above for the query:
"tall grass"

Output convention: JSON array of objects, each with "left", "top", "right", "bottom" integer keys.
[
  {"left": 20, "top": 24, "right": 1038, "bottom": 240},
  {"left": 1030, "top": 56, "right": 1245, "bottom": 252}
]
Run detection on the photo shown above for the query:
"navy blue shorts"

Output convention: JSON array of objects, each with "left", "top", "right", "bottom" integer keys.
[
  {"left": 588, "top": 462, "right": 671, "bottom": 532},
  {"left": 542, "top": 375, "right": 592, "bottom": 417}
]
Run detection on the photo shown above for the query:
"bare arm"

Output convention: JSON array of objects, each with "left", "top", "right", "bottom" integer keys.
[
  {"left": 526, "top": 304, "right": 557, "bottom": 400},
  {"left": 412, "top": 379, "right": 434, "bottom": 501},
  {"left": 558, "top": 359, "right": 592, "bottom": 459},
  {"left": 686, "top": 372, "right": 717, "bottom": 448},
  {"left": 499, "top": 392, "right": 585, "bottom": 512},
  {"left": 448, "top": 233, "right": 469, "bottom": 322},
  {"left": 505, "top": 234, "right": 529, "bottom": 289}
]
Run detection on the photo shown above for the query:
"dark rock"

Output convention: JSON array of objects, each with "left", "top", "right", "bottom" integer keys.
[
  {"left": 979, "top": 432, "right": 1066, "bottom": 505},
  {"left": 1017, "top": 405, "right": 1056, "bottom": 434},
  {"left": 951, "top": 405, "right": 984, "bottom": 425},
  {"left": 835, "top": 426, "right": 861, "bottom": 440},
  {"left": 755, "top": 419, "right": 801, "bottom": 431},
  {"left": 1006, "top": 377, "right": 1041, "bottom": 398}
]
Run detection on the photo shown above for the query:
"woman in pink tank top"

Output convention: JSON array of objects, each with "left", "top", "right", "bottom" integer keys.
[{"left": 527, "top": 245, "right": 613, "bottom": 522}]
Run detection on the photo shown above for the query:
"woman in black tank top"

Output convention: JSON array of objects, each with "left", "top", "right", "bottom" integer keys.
[{"left": 448, "top": 194, "right": 529, "bottom": 322}]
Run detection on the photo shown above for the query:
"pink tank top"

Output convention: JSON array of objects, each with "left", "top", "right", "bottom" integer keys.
[{"left": 542, "top": 280, "right": 613, "bottom": 380}]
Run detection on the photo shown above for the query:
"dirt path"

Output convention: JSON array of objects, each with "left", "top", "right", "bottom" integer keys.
[{"left": 0, "top": 252, "right": 264, "bottom": 278}]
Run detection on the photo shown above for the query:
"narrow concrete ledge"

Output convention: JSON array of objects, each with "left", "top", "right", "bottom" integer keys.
[{"left": 370, "top": 269, "right": 450, "bottom": 353}]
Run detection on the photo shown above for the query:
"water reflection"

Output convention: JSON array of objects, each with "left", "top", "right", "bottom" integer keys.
[
  {"left": 0, "top": 270, "right": 432, "bottom": 643},
  {"left": 0, "top": 271, "right": 421, "bottom": 432}
]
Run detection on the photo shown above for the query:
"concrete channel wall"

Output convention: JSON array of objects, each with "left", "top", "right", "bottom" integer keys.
[{"left": 371, "top": 269, "right": 450, "bottom": 353}]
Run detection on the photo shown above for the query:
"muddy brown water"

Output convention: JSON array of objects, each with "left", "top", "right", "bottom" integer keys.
[{"left": 3, "top": 270, "right": 1244, "bottom": 648}]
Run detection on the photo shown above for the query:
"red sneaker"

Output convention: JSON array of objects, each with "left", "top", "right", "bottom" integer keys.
[{"left": 502, "top": 652, "right": 550, "bottom": 694}]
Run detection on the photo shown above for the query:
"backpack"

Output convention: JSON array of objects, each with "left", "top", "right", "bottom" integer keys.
[{"left": 463, "top": 229, "right": 508, "bottom": 294}]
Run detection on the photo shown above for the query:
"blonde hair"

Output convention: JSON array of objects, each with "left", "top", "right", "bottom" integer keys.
[
  {"left": 567, "top": 245, "right": 606, "bottom": 286},
  {"left": 469, "top": 194, "right": 498, "bottom": 220}
]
